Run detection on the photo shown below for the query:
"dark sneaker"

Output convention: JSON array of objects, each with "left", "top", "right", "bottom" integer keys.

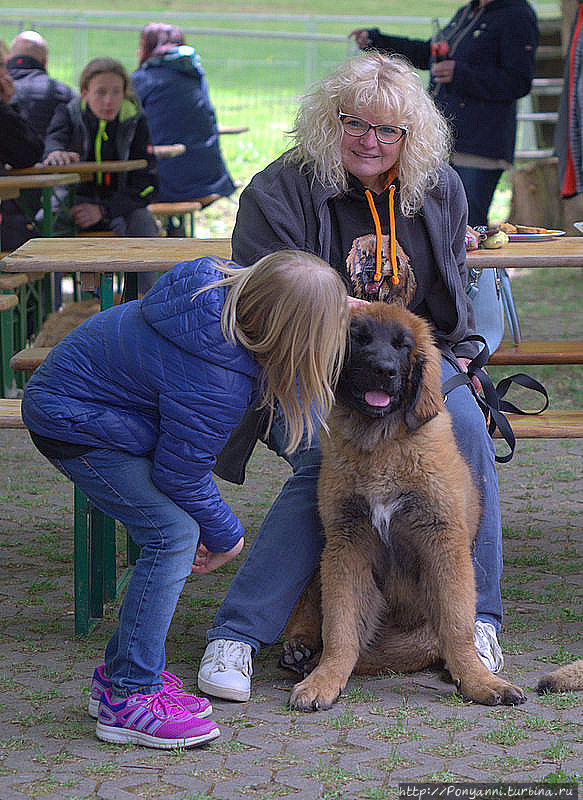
[
  {"left": 96, "top": 688, "right": 220, "bottom": 749},
  {"left": 88, "top": 665, "right": 212, "bottom": 719}
]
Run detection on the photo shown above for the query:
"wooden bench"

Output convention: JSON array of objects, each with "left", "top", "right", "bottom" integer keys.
[
  {"left": 0, "top": 294, "right": 19, "bottom": 312},
  {"left": 0, "top": 294, "right": 19, "bottom": 397},
  {"left": 0, "top": 271, "right": 48, "bottom": 343},
  {"left": 3, "top": 396, "right": 582, "bottom": 440},
  {"left": 147, "top": 201, "right": 201, "bottom": 237},
  {"left": 77, "top": 230, "right": 118, "bottom": 238},
  {"left": 0, "top": 397, "right": 137, "bottom": 635},
  {"left": 3, "top": 389, "right": 582, "bottom": 639},
  {"left": 10, "top": 346, "right": 51, "bottom": 374},
  {"left": 148, "top": 195, "right": 221, "bottom": 237},
  {"left": 490, "top": 340, "right": 583, "bottom": 366},
  {"left": 494, "top": 410, "right": 583, "bottom": 438}
]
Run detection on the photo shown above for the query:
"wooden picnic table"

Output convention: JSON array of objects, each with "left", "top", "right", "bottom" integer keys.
[
  {"left": 8, "top": 160, "right": 148, "bottom": 183},
  {"left": 466, "top": 237, "right": 583, "bottom": 268},
  {"left": 5, "top": 160, "right": 150, "bottom": 243},
  {"left": 5, "top": 235, "right": 583, "bottom": 275},
  {"left": 0, "top": 236, "right": 232, "bottom": 274},
  {"left": 151, "top": 144, "right": 186, "bottom": 159},
  {"left": 0, "top": 172, "right": 81, "bottom": 201},
  {"left": 218, "top": 126, "right": 249, "bottom": 135}
]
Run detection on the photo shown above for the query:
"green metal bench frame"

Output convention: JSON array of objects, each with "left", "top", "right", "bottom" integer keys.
[{"left": 72, "top": 271, "right": 141, "bottom": 634}]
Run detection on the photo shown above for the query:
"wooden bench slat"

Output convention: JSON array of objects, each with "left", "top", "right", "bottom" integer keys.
[
  {"left": 77, "top": 231, "right": 118, "bottom": 238},
  {"left": 0, "top": 399, "right": 25, "bottom": 428},
  {"left": 10, "top": 347, "right": 52, "bottom": 372},
  {"left": 148, "top": 201, "right": 202, "bottom": 215},
  {"left": 0, "top": 398, "right": 580, "bottom": 438},
  {"left": 0, "top": 272, "right": 45, "bottom": 290},
  {"left": 0, "top": 294, "right": 18, "bottom": 312},
  {"left": 490, "top": 341, "right": 583, "bottom": 365},
  {"left": 494, "top": 410, "right": 583, "bottom": 438},
  {"left": 0, "top": 273, "right": 31, "bottom": 290}
]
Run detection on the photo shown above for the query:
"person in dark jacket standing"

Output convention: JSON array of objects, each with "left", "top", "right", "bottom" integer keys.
[
  {"left": 350, "top": 0, "right": 539, "bottom": 226},
  {"left": 7, "top": 31, "right": 76, "bottom": 139},
  {"left": 197, "top": 53, "right": 507, "bottom": 705},
  {"left": 132, "top": 23, "right": 235, "bottom": 234},
  {"left": 22, "top": 250, "right": 348, "bottom": 748}
]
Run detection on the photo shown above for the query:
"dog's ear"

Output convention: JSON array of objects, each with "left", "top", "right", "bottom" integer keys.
[{"left": 404, "top": 347, "right": 444, "bottom": 431}]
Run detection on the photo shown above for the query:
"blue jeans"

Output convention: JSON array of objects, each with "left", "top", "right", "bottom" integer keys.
[
  {"left": 49, "top": 448, "right": 200, "bottom": 697},
  {"left": 452, "top": 165, "right": 504, "bottom": 228},
  {"left": 110, "top": 209, "right": 159, "bottom": 295},
  {"left": 208, "top": 354, "right": 503, "bottom": 655}
]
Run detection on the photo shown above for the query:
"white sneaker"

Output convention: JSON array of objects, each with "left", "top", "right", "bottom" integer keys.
[
  {"left": 198, "top": 640, "right": 252, "bottom": 701},
  {"left": 474, "top": 620, "right": 504, "bottom": 673}
]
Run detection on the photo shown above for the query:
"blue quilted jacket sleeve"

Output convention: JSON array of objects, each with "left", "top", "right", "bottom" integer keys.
[{"left": 22, "top": 257, "right": 261, "bottom": 553}]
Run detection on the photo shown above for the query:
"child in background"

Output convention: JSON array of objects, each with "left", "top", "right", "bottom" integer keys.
[{"left": 43, "top": 57, "right": 159, "bottom": 291}]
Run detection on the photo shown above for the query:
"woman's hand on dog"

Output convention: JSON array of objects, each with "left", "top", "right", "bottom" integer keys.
[
  {"left": 192, "top": 538, "right": 244, "bottom": 574},
  {"left": 347, "top": 295, "right": 369, "bottom": 310},
  {"left": 457, "top": 357, "right": 483, "bottom": 394}
]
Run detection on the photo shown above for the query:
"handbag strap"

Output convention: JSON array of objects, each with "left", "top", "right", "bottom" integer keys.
[{"left": 441, "top": 336, "right": 549, "bottom": 463}]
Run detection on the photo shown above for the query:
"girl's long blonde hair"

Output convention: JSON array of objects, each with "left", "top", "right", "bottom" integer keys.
[
  {"left": 288, "top": 52, "right": 452, "bottom": 216},
  {"left": 200, "top": 251, "right": 348, "bottom": 453}
]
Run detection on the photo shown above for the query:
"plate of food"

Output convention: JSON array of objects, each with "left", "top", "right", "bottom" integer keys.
[{"left": 499, "top": 223, "right": 565, "bottom": 242}]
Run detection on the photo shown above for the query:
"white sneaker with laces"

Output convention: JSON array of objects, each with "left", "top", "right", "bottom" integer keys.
[
  {"left": 198, "top": 640, "right": 253, "bottom": 701},
  {"left": 474, "top": 620, "right": 504, "bottom": 673}
]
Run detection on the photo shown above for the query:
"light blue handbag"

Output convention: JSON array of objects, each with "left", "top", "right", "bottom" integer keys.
[{"left": 466, "top": 266, "right": 521, "bottom": 356}]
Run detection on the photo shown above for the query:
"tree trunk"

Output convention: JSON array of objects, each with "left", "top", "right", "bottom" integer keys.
[{"left": 562, "top": 0, "right": 579, "bottom": 53}]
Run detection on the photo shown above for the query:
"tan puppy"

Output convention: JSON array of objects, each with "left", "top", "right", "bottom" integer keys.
[{"left": 281, "top": 302, "right": 526, "bottom": 710}]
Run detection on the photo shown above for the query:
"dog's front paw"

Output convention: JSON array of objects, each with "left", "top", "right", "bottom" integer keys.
[
  {"left": 289, "top": 672, "right": 342, "bottom": 712},
  {"left": 460, "top": 676, "right": 526, "bottom": 706},
  {"left": 500, "top": 682, "right": 527, "bottom": 706},
  {"left": 279, "top": 637, "right": 320, "bottom": 676}
]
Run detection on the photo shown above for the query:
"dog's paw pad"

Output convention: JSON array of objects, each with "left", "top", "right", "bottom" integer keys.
[{"left": 279, "top": 640, "right": 316, "bottom": 675}]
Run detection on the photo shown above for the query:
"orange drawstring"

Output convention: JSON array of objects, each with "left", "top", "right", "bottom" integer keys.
[
  {"left": 364, "top": 183, "right": 399, "bottom": 286},
  {"left": 364, "top": 189, "right": 383, "bottom": 283},
  {"left": 388, "top": 185, "right": 399, "bottom": 285}
]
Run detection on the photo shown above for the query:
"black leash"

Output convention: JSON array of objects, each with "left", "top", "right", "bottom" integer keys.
[{"left": 441, "top": 335, "right": 549, "bottom": 463}]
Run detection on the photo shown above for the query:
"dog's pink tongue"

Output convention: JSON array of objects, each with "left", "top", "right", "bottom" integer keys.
[{"left": 365, "top": 390, "right": 392, "bottom": 407}]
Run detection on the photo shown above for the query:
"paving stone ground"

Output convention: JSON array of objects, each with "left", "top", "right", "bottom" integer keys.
[{"left": 0, "top": 427, "right": 581, "bottom": 800}]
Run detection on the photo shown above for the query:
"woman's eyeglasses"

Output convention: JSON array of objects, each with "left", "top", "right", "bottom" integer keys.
[{"left": 338, "top": 112, "right": 408, "bottom": 145}]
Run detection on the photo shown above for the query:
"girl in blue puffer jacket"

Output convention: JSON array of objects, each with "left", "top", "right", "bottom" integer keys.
[{"left": 22, "top": 250, "right": 348, "bottom": 750}]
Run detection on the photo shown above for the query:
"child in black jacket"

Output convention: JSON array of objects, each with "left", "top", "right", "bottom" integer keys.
[{"left": 44, "top": 57, "right": 159, "bottom": 293}]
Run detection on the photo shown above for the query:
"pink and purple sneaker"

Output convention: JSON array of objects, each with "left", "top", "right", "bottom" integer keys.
[
  {"left": 96, "top": 688, "right": 220, "bottom": 749},
  {"left": 88, "top": 665, "right": 212, "bottom": 719}
]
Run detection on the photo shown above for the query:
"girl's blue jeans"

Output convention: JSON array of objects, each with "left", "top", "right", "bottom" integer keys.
[
  {"left": 208, "top": 354, "right": 503, "bottom": 655},
  {"left": 48, "top": 448, "right": 200, "bottom": 697}
]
